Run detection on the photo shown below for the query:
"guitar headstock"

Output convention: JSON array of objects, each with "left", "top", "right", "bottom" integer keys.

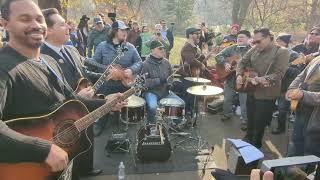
[{"left": 131, "top": 74, "right": 147, "bottom": 92}]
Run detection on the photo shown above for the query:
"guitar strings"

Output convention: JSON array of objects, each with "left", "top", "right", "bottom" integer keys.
[{"left": 50, "top": 96, "right": 119, "bottom": 143}]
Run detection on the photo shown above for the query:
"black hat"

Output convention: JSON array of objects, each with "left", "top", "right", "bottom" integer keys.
[
  {"left": 186, "top": 27, "right": 201, "bottom": 38},
  {"left": 149, "top": 40, "right": 164, "bottom": 49},
  {"left": 277, "top": 34, "right": 292, "bottom": 45},
  {"left": 112, "top": 20, "right": 129, "bottom": 30},
  {"left": 81, "top": 15, "right": 90, "bottom": 21},
  {"left": 237, "top": 30, "right": 251, "bottom": 38}
]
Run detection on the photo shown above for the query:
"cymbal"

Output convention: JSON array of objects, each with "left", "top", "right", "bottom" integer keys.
[
  {"left": 187, "top": 85, "right": 223, "bottom": 96},
  {"left": 125, "top": 95, "right": 145, "bottom": 108},
  {"left": 184, "top": 77, "right": 211, "bottom": 84}
]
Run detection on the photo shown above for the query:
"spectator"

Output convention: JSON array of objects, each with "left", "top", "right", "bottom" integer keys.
[
  {"left": 87, "top": 16, "right": 111, "bottom": 58},
  {"left": 160, "top": 19, "right": 174, "bottom": 57},
  {"left": 67, "top": 21, "right": 86, "bottom": 56},
  {"left": 78, "top": 14, "right": 90, "bottom": 55},
  {"left": 137, "top": 25, "right": 153, "bottom": 60},
  {"left": 223, "top": 24, "right": 240, "bottom": 47},
  {"left": 127, "top": 21, "right": 140, "bottom": 47}
]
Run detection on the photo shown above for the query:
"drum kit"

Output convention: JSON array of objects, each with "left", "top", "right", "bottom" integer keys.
[{"left": 117, "top": 76, "right": 223, "bottom": 162}]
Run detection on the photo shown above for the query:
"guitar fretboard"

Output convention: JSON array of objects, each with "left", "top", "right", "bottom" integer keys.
[{"left": 74, "top": 88, "right": 135, "bottom": 131}]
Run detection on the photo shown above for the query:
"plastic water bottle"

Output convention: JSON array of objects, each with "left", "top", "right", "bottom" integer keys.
[{"left": 118, "top": 161, "right": 125, "bottom": 180}]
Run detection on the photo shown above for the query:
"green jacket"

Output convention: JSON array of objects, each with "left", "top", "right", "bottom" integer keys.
[
  {"left": 215, "top": 44, "right": 251, "bottom": 88},
  {"left": 140, "top": 32, "right": 153, "bottom": 58},
  {"left": 87, "top": 25, "right": 111, "bottom": 57}
]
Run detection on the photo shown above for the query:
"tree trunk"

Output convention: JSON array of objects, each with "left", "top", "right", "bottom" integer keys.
[
  {"left": 307, "top": 0, "right": 319, "bottom": 30},
  {"left": 232, "top": 0, "right": 252, "bottom": 26}
]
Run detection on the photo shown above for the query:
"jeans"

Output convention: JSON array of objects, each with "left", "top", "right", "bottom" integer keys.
[
  {"left": 276, "top": 94, "right": 290, "bottom": 131},
  {"left": 144, "top": 92, "right": 158, "bottom": 123},
  {"left": 223, "top": 81, "right": 247, "bottom": 122},
  {"left": 287, "top": 107, "right": 313, "bottom": 157},
  {"left": 246, "top": 95, "right": 275, "bottom": 148},
  {"left": 181, "top": 79, "right": 196, "bottom": 115},
  {"left": 144, "top": 91, "right": 185, "bottom": 124}
]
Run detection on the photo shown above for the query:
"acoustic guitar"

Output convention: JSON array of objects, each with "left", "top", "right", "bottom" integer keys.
[
  {"left": 0, "top": 76, "right": 145, "bottom": 180},
  {"left": 215, "top": 55, "right": 241, "bottom": 80},
  {"left": 190, "top": 50, "right": 215, "bottom": 77}
]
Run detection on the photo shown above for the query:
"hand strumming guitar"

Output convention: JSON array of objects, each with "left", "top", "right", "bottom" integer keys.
[
  {"left": 77, "top": 86, "right": 94, "bottom": 98},
  {"left": 45, "top": 144, "right": 69, "bottom": 172},
  {"left": 286, "top": 89, "right": 304, "bottom": 100},
  {"left": 124, "top": 69, "right": 133, "bottom": 79}
]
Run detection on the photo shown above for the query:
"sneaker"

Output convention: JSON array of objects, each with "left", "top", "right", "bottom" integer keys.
[
  {"left": 235, "top": 106, "right": 241, "bottom": 116},
  {"left": 240, "top": 122, "right": 247, "bottom": 131},
  {"left": 221, "top": 114, "right": 231, "bottom": 121}
]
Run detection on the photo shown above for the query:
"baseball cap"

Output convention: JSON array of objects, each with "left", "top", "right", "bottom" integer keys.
[
  {"left": 149, "top": 40, "right": 164, "bottom": 49},
  {"left": 112, "top": 20, "right": 129, "bottom": 30},
  {"left": 93, "top": 16, "right": 103, "bottom": 24}
]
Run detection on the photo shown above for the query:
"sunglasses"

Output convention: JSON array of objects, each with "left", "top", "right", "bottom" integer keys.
[
  {"left": 252, "top": 38, "right": 266, "bottom": 44},
  {"left": 310, "top": 32, "right": 320, "bottom": 36}
]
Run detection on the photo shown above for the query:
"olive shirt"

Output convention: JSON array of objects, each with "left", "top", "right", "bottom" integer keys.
[{"left": 236, "top": 44, "right": 290, "bottom": 100}]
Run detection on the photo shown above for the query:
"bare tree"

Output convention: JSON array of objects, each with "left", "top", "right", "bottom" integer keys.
[
  {"left": 232, "top": 0, "right": 252, "bottom": 26},
  {"left": 246, "top": 0, "right": 288, "bottom": 29}
]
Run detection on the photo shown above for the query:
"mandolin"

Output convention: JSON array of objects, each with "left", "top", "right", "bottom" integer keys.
[{"left": 0, "top": 76, "right": 146, "bottom": 180}]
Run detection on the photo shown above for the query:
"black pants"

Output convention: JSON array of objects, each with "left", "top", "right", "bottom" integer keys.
[{"left": 246, "top": 95, "right": 275, "bottom": 148}]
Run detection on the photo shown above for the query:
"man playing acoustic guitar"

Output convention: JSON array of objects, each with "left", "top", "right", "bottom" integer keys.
[
  {"left": 236, "top": 28, "right": 289, "bottom": 148},
  {"left": 286, "top": 56, "right": 320, "bottom": 158},
  {"left": 215, "top": 30, "right": 251, "bottom": 130},
  {"left": 0, "top": 0, "right": 125, "bottom": 179}
]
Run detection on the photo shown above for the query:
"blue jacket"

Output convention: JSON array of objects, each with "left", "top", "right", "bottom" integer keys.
[{"left": 93, "top": 41, "right": 142, "bottom": 75}]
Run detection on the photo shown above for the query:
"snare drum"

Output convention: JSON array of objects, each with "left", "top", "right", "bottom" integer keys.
[
  {"left": 159, "top": 97, "right": 185, "bottom": 119},
  {"left": 121, "top": 95, "right": 145, "bottom": 123}
]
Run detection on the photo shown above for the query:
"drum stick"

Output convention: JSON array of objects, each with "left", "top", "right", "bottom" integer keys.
[
  {"left": 167, "top": 66, "right": 182, "bottom": 81},
  {"left": 159, "top": 124, "right": 164, "bottom": 145}
]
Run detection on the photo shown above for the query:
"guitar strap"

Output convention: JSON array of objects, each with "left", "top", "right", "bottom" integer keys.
[{"left": 264, "top": 46, "right": 280, "bottom": 76}]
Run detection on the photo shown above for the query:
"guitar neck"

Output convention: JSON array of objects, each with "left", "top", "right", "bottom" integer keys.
[
  {"left": 74, "top": 88, "right": 135, "bottom": 131},
  {"left": 91, "top": 70, "right": 112, "bottom": 94},
  {"left": 84, "top": 59, "right": 107, "bottom": 70}
]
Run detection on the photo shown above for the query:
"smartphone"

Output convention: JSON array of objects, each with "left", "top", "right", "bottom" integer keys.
[{"left": 107, "top": 13, "right": 116, "bottom": 18}]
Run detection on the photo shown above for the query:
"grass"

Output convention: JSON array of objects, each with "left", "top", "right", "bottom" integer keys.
[
  {"left": 169, "top": 36, "right": 186, "bottom": 65},
  {"left": 168, "top": 36, "right": 216, "bottom": 66}
]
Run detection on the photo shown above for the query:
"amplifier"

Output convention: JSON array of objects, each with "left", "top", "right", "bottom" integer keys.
[{"left": 105, "top": 133, "right": 130, "bottom": 153}]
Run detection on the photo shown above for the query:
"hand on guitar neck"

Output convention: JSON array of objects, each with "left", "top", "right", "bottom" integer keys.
[{"left": 104, "top": 93, "right": 128, "bottom": 111}]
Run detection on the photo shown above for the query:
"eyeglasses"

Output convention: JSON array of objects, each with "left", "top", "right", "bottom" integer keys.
[
  {"left": 157, "top": 47, "right": 164, "bottom": 50},
  {"left": 192, "top": 33, "right": 201, "bottom": 36},
  {"left": 310, "top": 32, "right": 320, "bottom": 36}
]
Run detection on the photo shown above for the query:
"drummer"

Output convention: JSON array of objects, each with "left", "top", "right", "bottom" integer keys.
[{"left": 142, "top": 40, "right": 184, "bottom": 124}]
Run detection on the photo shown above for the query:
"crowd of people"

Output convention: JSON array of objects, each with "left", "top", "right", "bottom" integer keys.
[{"left": 0, "top": 0, "right": 320, "bottom": 179}]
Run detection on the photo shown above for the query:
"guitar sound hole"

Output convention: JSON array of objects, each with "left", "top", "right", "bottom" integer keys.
[{"left": 53, "top": 120, "right": 80, "bottom": 148}]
